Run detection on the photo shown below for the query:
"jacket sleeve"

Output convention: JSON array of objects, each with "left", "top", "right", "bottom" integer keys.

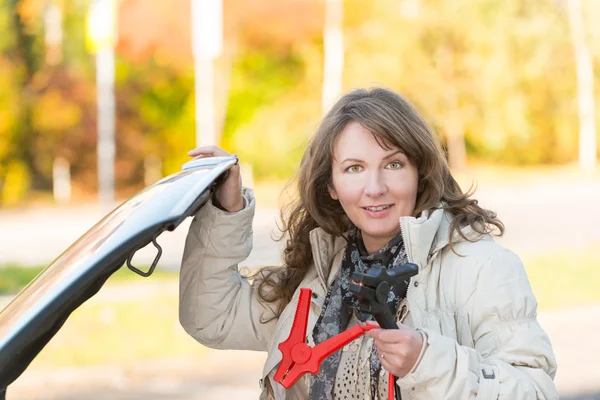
[
  {"left": 397, "top": 248, "right": 558, "bottom": 399},
  {"left": 179, "top": 188, "right": 278, "bottom": 351}
]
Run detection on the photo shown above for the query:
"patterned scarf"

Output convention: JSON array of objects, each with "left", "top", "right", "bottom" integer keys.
[{"left": 308, "top": 226, "right": 409, "bottom": 400}]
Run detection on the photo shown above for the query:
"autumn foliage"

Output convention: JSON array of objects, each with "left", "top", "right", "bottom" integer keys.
[{"left": 0, "top": 0, "right": 598, "bottom": 205}]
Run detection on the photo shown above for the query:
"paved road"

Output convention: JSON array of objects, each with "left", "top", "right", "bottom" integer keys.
[
  {"left": 1, "top": 177, "right": 600, "bottom": 270},
  {"left": 0, "top": 203, "right": 285, "bottom": 270}
]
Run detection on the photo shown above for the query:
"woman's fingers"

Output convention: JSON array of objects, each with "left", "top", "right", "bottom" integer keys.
[
  {"left": 186, "top": 145, "right": 243, "bottom": 212},
  {"left": 377, "top": 351, "right": 402, "bottom": 367},
  {"left": 187, "top": 145, "right": 231, "bottom": 157},
  {"left": 368, "top": 325, "right": 412, "bottom": 344},
  {"left": 369, "top": 326, "right": 424, "bottom": 378},
  {"left": 373, "top": 340, "right": 406, "bottom": 353}
]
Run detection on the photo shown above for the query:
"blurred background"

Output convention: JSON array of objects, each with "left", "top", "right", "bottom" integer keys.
[{"left": 0, "top": 0, "right": 599, "bottom": 398}]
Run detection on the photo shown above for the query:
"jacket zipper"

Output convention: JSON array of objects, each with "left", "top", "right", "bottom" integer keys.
[
  {"left": 400, "top": 218, "right": 414, "bottom": 320},
  {"left": 398, "top": 304, "right": 408, "bottom": 323}
]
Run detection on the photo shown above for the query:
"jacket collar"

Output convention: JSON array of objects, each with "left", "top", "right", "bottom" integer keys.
[
  {"left": 308, "top": 228, "right": 346, "bottom": 290},
  {"left": 308, "top": 208, "right": 485, "bottom": 285}
]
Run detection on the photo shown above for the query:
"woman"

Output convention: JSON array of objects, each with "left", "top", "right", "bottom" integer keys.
[{"left": 179, "top": 88, "right": 557, "bottom": 399}]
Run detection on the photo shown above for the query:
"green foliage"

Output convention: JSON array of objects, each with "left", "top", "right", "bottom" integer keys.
[
  {"left": 114, "top": 57, "right": 196, "bottom": 182},
  {"left": 222, "top": 48, "right": 311, "bottom": 179},
  {"left": 222, "top": 49, "right": 304, "bottom": 142}
]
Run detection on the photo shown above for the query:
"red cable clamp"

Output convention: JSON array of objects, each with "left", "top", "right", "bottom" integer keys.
[{"left": 273, "top": 288, "right": 376, "bottom": 388}]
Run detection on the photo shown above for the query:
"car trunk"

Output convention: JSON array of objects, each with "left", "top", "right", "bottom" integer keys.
[{"left": 0, "top": 157, "right": 238, "bottom": 398}]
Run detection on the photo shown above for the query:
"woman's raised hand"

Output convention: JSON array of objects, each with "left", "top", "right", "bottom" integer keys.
[{"left": 188, "top": 145, "right": 244, "bottom": 212}]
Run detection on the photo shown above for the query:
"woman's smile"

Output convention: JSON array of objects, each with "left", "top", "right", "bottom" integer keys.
[{"left": 361, "top": 204, "right": 394, "bottom": 218}]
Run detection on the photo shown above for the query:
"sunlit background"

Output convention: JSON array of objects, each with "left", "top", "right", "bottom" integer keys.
[{"left": 0, "top": 0, "right": 599, "bottom": 399}]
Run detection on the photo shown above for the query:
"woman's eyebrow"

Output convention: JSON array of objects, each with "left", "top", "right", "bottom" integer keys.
[
  {"left": 340, "top": 151, "right": 404, "bottom": 164},
  {"left": 383, "top": 150, "right": 405, "bottom": 160},
  {"left": 340, "top": 157, "right": 365, "bottom": 164}
]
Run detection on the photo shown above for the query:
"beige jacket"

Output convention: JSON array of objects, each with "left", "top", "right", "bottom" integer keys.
[{"left": 179, "top": 189, "right": 558, "bottom": 399}]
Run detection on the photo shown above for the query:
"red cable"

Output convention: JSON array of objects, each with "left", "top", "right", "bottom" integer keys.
[{"left": 388, "top": 373, "right": 395, "bottom": 400}]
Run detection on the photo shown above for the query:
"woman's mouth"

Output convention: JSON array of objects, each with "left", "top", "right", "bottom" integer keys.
[
  {"left": 364, "top": 205, "right": 392, "bottom": 211},
  {"left": 362, "top": 204, "right": 394, "bottom": 217}
]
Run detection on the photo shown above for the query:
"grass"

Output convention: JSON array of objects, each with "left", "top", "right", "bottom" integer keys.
[
  {"left": 525, "top": 245, "right": 600, "bottom": 310},
  {"left": 0, "top": 265, "right": 44, "bottom": 295},
  {"left": 25, "top": 292, "right": 209, "bottom": 369},
  {"left": 0, "top": 264, "right": 179, "bottom": 295}
]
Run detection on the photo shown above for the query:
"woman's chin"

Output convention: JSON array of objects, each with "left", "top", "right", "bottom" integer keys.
[{"left": 357, "top": 224, "right": 401, "bottom": 242}]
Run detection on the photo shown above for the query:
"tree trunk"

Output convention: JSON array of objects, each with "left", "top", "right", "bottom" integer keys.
[
  {"left": 567, "top": 0, "right": 597, "bottom": 172},
  {"left": 445, "top": 90, "right": 468, "bottom": 172},
  {"left": 322, "top": 0, "right": 344, "bottom": 115},
  {"left": 436, "top": 46, "right": 467, "bottom": 172}
]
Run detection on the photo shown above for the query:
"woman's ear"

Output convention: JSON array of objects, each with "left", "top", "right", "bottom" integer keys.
[{"left": 328, "top": 184, "right": 339, "bottom": 200}]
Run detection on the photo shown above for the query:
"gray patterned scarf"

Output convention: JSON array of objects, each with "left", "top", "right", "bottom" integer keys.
[{"left": 308, "top": 226, "right": 409, "bottom": 400}]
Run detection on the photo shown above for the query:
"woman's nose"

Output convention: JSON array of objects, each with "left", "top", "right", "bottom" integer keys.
[{"left": 364, "top": 171, "right": 387, "bottom": 197}]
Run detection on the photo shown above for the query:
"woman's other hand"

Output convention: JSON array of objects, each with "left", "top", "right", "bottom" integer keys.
[
  {"left": 188, "top": 145, "right": 244, "bottom": 212},
  {"left": 367, "top": 321, "right": 425, "bottom": 378}
]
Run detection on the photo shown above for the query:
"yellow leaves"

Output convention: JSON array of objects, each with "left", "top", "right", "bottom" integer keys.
[
  {"left": 14, "top": 0, "right": 46, "bottom": 34},
  {"left": 32, "top": 89, "right": 82, "bottom": 132},
  {"left": 1, "top": 160, "right": 30, "bottom": 206},
  {"left": 229, "top": 89, "right": 320, "bottom": 179},
  {"left": 160, "top": 97, "right": 196, "bottom": 177},
  {"left": 0, "top": 61, "right": 18, "bottom": 159},
  {"left": 0, "top": 109, "right": 14, "bottom": 157}
]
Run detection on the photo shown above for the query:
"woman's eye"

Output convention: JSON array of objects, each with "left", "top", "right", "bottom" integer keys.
[
  {"left": 346, "top": 165, "right": 363, "bottom": 173},
  {"left": 386, "top": 161, "right": 403, "bottom": 169}
]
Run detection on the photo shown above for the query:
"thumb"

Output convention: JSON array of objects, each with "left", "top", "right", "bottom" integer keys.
[{"left": 227, "top": 163, "right": 241, "bottom": 178}]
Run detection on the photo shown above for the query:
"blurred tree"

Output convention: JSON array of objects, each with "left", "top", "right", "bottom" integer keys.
[
  {"left": 3, "top": 0, "right": 41, "bottom": 204},
  {"left": 115, "top": 0, "right": 324, "bottom": 181},
  {"left": 586, "top": 0, "right": 600, "bottom": 158},
  {"left": 219, "top": 0, "right": 324, "bottom": 179},
  {"left": 0, "top": 0, "right": 96, "bottom": 205},
  {"left": 344, "top": 0, "right": 581, "bottom": 167},
  {"left": 0, "top": 3, "right": 22, "bottom": 204},
  {"left": 0, "top": 0, "right": 598, "bottom": 204}
]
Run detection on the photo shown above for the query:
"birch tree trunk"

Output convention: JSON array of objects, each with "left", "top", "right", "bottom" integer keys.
[
  {"left": 322, "top": 0, "right": 344, "bottom": 115},
  {"left": 436, "top": 46, "right": 467, "bottom": 172},
  {"left": 567, "top": 0, "right": 597, "bottom": 172}
]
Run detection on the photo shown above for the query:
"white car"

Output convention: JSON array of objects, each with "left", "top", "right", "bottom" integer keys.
[{"left": 0, "top": 157, "right": 239, "bottom": 400}]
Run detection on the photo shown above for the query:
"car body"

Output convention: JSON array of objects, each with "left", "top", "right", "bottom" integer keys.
[{"left": 0, "top": 156, "right": 238, "bottom": 399}]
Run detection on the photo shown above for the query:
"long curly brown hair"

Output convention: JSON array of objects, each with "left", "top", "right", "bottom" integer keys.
[{"left": 253, "top": 87, "right": 504, "bottom": 318}]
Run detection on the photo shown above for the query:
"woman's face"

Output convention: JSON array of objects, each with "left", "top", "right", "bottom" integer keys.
[{"left": 328, "top": 121, "right": 419, "bottom": 253}]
